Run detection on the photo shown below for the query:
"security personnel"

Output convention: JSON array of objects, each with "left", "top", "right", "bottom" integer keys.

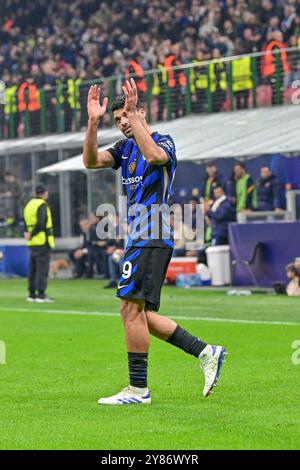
[
  {"left": 190, "top": 49, "right": 215, "bottom": 113},
  {"left": 18, "top": 78, "right": 41, "bottom": 135},
  {"left": 125, "top": 54, "right": 147, "bottom": 99},
  {"left": 232, "top": 54, "right": 253, "bottom": 109},
  {"left": 211, "top": 48, "right": 227, "bottom": 112},
  {"left": 152, "top": 54, "right": 167, "bottom": 122},
  {"left": 55, "top": 71, "right": 66, "bottom": 131},
  {"left": 233, "top": 162, "right": 257, "bottom": 212},
  {"left": 23, "top": 184, "right": 55, "bottom": 303},
  {"left": 261, "top": 31, "right": 290, "bottom": 105},
  {"left": 56, "top": 68, "right": 82, "bottom": 132},
  {"left": 164, "top": 47, "right": 187, "bottom": 118},
  {"left": 4, "top": 78, "right": 18, "bottom": 138},
  {"left": 66, "top": 75, "right": 82, "bottom": 131}
]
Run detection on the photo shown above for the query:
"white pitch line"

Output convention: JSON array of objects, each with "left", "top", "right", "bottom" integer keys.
[{"left": 0, "top": 307, "right": 299, "bottom": 326}]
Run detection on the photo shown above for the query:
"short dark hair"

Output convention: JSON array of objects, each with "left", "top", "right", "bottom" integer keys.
[
  {"left": 286, "top": 263, "right": 299, "bottom": 276},
  {"left": 261, "top": 165, "right": 271, "bottom": 169},
  {"left": 35, "top": 184, "right": 47, "bottom": 195},
  {"left": 207, "top": 162, "right": 217, "bottom": 168},
  {"left": 234, "top": 161, "right": 246, "bottom": 170},
  {"left": 110, "top": 95, "right": 143, "bottom": 113},
  {"left": 189, "top": 197, "right": 199, "bottom": 203}
]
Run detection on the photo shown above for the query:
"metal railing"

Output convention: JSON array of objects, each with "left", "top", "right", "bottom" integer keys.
[{"left": 1, "top": 47, "right": 300, "bottom": 139}]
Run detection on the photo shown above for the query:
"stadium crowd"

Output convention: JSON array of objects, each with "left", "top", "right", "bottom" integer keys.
[{"left": 1, "top": 0, "right": 300, "bottom": 137}]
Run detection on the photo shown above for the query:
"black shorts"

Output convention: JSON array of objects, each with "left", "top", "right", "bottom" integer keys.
[{"left": 116, "top": 247, "right": 173, "bottom": 312}]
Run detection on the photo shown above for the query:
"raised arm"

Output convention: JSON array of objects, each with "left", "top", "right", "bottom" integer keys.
[
  {"left": 123, "top": 80, "right": 168, "bottom": 166},
  {"left": 83, "top": 85, "right": 115, "bottom": 169}
]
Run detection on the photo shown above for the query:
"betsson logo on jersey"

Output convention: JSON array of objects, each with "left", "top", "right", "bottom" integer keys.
[{"left": 122, "top": 176, "right": 143, "bottom": 185}]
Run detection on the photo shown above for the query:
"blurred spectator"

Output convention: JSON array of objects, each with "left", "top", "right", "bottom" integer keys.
[
  {"left": 200, "top": 162, "right": 222, "bottom": 246},
  {"left": 190, "top": 48, "right": 212, "bottom": 113},
  {"left": 204, "top": 185, "right": 236, "bottom": 246},
  {"left": 170, "top": 212, "right": 186, "bottom": 257},
  {"left": 286, "top": 263, "right": 300, "bottom": 297},
  {"left": 225, "top": 170, "right": 237, "bottom": 206},
  {"left": 68, "top": 218, "right": 90, "bottom": 279},
  {"left": 200, "top": 162, "right": 223, "bottom": 203},
  {"left": 0, "top": 171, "right": 21, "bottom": 233},
  {"left": 105, "top": 240, "right": 124, "bottom": 289},
  {"left": 256, "top": 165, "right": 283, "bottom": 212},
  {"left": 104, "top": 213, "right": 124, "bottom": 288},
  {"left": 88, "top": 213, "right": 109, "bottom": 279},
  {"left": 186, "top": 197, "right": 199, "bottom": 232},
  {"left": 231, "top": 162, "right": 257, "bottom": 212},
  {"left": 151, "top": 51, "right": 167, "bottom": 122},
  {"left": 211, "top": 47, "right": 227, "bottom": 112},
  {"left": 286, "top": 35, "right": 300, "bottom": 87},
  {"left": 171, "top": 206, "right": 204, "bottom": 258},
  {"left": 294, "top": 258, "right": 300, "bottom": 275}
]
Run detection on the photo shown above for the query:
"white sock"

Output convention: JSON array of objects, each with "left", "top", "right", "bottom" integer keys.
[{"left": 129, "top": 385, "right": 148, "bottom": 395}]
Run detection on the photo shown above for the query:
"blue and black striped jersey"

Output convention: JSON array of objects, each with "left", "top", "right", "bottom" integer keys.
[{"left": 108, "top": 132, "right": 177, "bottom": 249}]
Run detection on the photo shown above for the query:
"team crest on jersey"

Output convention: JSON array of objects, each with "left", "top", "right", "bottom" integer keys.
[{"left": 129, "top": 159, "right": 137, "bottom": 174}]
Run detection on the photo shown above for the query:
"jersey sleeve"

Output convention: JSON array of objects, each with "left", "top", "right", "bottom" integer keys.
[
  {"left": 106, "top": 140, "right": 124, "bottom": 170},
  {"left": 156, "top": 134, "right": 177, "bottom": 167}
]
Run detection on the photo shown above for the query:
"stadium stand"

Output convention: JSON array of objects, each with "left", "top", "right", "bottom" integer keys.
[
  {"left": 1, "top": 0, "right": 300, "bottom": 138},
  {"left": 1, "top": 0, "right": 300, "bottom": 283}
]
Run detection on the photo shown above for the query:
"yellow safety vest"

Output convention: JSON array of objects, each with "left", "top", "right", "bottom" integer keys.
[
  {"left": 298, "top": 37, "right": 300, "bottom": 49},
  {"left": 23, "top": 198, "right": 55, "bottom": 248},
  {"left": 190, "top": 61, "right": 216, "bottom": 93},
  {"left": 67, "top": 78, "right": 82, "bottom": 110},
  {"left": 232, "top": 56, "right": 253, "bottom": 92},
  {"left": 152, "top": 64, "right": 167, "bottom": 96},
  {"left": 4, "top": 85, "right": 18, "bottom": 114},
  {"left": 56, "top": 79, "right": 65, "bottom": 105}
]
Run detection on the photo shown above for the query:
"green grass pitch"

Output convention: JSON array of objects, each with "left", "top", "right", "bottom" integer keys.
[{"left": 0, "top": 278, "right": 299, "bottom": 450}]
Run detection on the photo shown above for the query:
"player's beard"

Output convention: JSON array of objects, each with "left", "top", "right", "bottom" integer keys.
[{"left": 122, "top": 128, "right": 134, "bottom": 139}]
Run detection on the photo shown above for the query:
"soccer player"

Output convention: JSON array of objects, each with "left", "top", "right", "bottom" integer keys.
[{"left": 83, "top": 79, "right": 226, "bottom": 405}]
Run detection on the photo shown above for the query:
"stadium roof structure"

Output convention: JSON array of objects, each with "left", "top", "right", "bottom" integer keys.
[
  {"left": 0, "top": 127, "right": 121, "bottom": 156},
  {"left": 1, "top": 105, "right": 298, "bottom": 170}
]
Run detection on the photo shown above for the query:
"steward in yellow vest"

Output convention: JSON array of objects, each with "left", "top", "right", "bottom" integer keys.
[
  {"left": 152, "top": 60, "right": 167, "bottom": 121},
  {"left": 4, "top": 80, "right": 19, "bottom": 138},
  {"left": 211, "top": 49, "right": 227, "bottom": 112},
  {"left": 232, "top": 55, "right": 253, "bottom": 109},
  {"left": 23, "top": 184, "right": 55, "bottom": 303},
  {"left": 4, "top": 85, "right": 18, "bottom": 115},
  {"left": 190, "top": 51, "right": 215, "bottom": 113},
  {"left": 233, "top": 163, "right": 257, "bottom": 212}
]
